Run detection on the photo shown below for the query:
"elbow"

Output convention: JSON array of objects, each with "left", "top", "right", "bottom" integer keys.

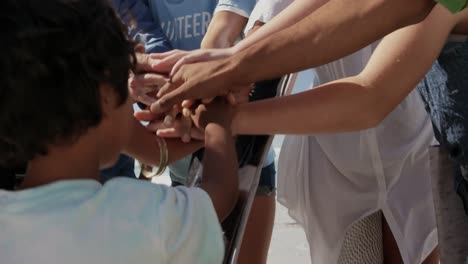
[
  {"left": 351, "top": 77, "right": 391, "bottom": 130},
  {"left": 349, "top": 103, "right": 386, "bottom": 130},
  {"left": 354, "top": 91, "right": 390, "bottom": 129},
  {"left": 361, "top": 109, "right": 388, "bottom": 129},
  {"left": 359, "top": 92, "right": 397, "bottom": 129}
]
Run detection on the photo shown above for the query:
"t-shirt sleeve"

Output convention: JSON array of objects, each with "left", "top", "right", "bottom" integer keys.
[
  {"left": 111, "top": 0, "right": 172, "bottom": 53},
  {"left": 215, "top": 0, "right": 257, "bottom": 18},
  {"left": 436, "top": 0, "right": 468, "bottom": 13},
  {"left": 157, "top": 186, "right": 224, "bottom": 264},
  {"left": 245, "top": 0, "right": 293, "bottom": 34}
]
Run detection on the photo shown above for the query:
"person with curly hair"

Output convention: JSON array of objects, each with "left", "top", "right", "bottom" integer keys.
[{"left": 0, "top": 0, "right": 238, "bottom": 263}]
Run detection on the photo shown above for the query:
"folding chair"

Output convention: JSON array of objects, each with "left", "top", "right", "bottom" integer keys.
[{"left": 187, "top": 73, "right": 297, "bottom": 264}]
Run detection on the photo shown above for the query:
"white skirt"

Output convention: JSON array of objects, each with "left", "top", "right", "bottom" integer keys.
[{"left": 277, "top": 90, "right": 438, "bottom": 264}]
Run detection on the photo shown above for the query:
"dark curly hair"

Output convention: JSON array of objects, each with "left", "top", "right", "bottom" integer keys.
[{"left": 0, "top": 0, "right": 136, "bottom": 167}]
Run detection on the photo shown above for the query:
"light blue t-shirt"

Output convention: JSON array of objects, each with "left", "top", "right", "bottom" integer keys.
[
  {"left": 0, "top": 178, "right": 223, "bottom": 264},
  {"left": 148, "top": 0, "right": 256, "bottom": 50}
]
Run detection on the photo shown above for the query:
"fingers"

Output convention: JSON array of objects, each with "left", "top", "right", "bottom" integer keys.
[
  {"left": 156, "top": 128, "right": 180, "bottom": 138},
  {"left": 180, "top": 108, "right": 192, "bottom": 143},
  {"left": 163, "top": 105, "right": 181, "bottom": 126},
  {"left": 145, "top": 120, "right": 167, "bottom": 132},
  {"left": 201, "top": 97, "right": 214, "bottom": 104},
  {"left": 170, "top": 56, "right": 187, "bottom": 78},
  {"left": 150, "top": 49, "right": 183, "bottom": 59},
  {"left": 152, "top": 81, "right": 247, "bottom": 113},
  {"left": 134, "top": 93, "right": 157, "bottom": 106},
  {"left": 151, "top": 72, "right": 190, "bottom": 113},
  {"left": 135, "top": 52, "right": 160, "bottom": 73},
  {"left": 134, "top": 110, "right": 163, "bottom": 122},
  {"left": 130, "top": 73, "right": 169, "bottom": 89},
  {"left": 151, "top": 116, "right": 203, "bottom": 141},
  {"left": 156, "top": 81, "right": 176, "bottom": 98},
  {"left": 151, "top": 50, "right": 188, "bottom": 73},
  {"left": 129, "top": 73, "right": 169, "bottom": 105},
  {"left": 137, "top": 103, "right": 203, "bottom": 142},
  {"left": 170, "top": 50, "right": 215, "bottom": 77},
  {"left": 151, "top": 83, "right": 191, "bottom": 114},
  {"left": 181, "top": 99, "right": 196, "bottom": 109},
  {"left": 156, "top": 125, "right": 204, "bottom": 141},
  {"left": 148, "top": 123, "right": 182, "bottom": 138},
  {"left": 145, "top": 114, "right": 189, "bottom": 139}
]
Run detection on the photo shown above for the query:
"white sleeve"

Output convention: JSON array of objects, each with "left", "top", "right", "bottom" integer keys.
[
  {"left": 245, "top": 0, "right": 294, "bottom": 33},
  {"left": 214, "top": 0, "right": 257, "bottom": 18},
  {"left": 158, "top": 186, "right": 225, "bottom": 264}
]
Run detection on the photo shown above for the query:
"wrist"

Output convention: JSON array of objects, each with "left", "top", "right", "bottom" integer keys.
[
  {"left": 222, "top": 53, "right": 247, "bottom": 88},
  {"left": 205, "top": 123, "right": 232, "bottom": 142},
  {"left": 230, "top": 48, "right": 259, "bottom": 85}
]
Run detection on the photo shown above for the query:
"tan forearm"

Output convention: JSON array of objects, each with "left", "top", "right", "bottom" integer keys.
[
  {"left": 235, "top": 0, "right": 326, "bottom": 52},
  {"left": 232, "top": 4, "right": 457, "bottom": 136},
  {"left": 232, "top": 76, "right": 384, "bottom": 135},
  {"left": 232, "top": 0, "right": 435, "bottom": 84},
  {"left": 199, "top": 123, "right": 238, "bottom": 221},
  {"left": 201, "top": 11, "right": 247, "bottom": 49},
  {"left": 124, "top": 118, "right": 203, "bottom": 166}
]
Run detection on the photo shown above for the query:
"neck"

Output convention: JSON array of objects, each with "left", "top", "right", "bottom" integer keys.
[{"left": 19, "top": 132, "right": 101, "bottom": 189}]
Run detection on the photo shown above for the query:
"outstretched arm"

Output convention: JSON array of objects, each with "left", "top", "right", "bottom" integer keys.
[
  {"left": 152, "top": 0, "right": 436, "bottom": 113},
  {"left": 201, "top": 11, "right": 248, "bottom": 49},
  {"left": 232, "top": 4, "right": 461, "bottom": 135},
  {"left": 233, "top": 0, "right": 435, "bottom": 84},
  {"left": 150, "top": 0, "right": 329, "bottom": 75}
]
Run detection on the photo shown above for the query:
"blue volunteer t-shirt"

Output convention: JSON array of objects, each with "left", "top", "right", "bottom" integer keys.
[
  {"left": 147, "top": 0, "right": 255, "bottom": 50},
  {"left": 111, "top": 0, "right": 173, "bottom": 53}
]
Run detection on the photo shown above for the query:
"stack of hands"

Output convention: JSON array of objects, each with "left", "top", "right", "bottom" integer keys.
[{"left": 130, "top": 47, "right": 251, "bottom": 142}]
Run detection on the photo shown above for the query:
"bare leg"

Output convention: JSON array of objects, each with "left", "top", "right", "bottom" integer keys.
[
  {"left": 237, "top": 193, "right": 276, "bottom": 264},
  {"left": 382, "top": 216, "right": 403, "bottom": 264},
  {"left": 383, "top": 216, "right": 439, "bottom": 264},
  {"left": 422, "top": 247, "right": 439, "bottom": 264}
]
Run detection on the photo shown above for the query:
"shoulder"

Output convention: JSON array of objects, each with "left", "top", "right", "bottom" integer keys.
[
  {"left": 101, "top": 178, "right": 212, "bottom": 206},
  {"left": 100, "top": 178, "right": 221, "bottom": 239},
  {"left": 101, "top": 179, "right": 225, "bottom": 263}
]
